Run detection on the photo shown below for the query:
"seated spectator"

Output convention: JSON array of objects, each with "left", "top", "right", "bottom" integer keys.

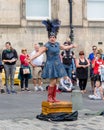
[
  {"left": 58, "top": 76, "right": 75, "bottom": 92},
  {"left": 88, "top": 80, "right": 104, "bottom": 100}
]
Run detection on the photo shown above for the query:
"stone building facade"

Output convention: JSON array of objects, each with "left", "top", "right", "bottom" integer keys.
[{"left": 0, "top": 0, "right": 104, "bottom": 60}]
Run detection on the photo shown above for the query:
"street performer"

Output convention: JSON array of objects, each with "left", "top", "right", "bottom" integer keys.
[{"left": 29, "top": 19, "right": 77, "bottom": 102}]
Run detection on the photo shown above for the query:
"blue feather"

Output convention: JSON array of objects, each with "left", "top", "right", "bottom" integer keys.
[{"left": 42, "top": 19, "right": 61, "bottom": 37}]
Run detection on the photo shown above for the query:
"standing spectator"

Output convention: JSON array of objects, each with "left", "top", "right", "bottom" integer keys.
[
  {"left": 61, "top": 38, "right": 76, "bottom": 79},
  {"left": 0, "top": 53, "right": 5, "bottom": 93},
  {"left": 29, "top": 19, "right": 76, "bottom": 102},
  {"left": 30, "top": 43, "right": 44, "bottom": 91},
  {"left": 98, "top": 48, "right": 104, "bottom": 60},
  {"left": 98, "top": 49, "right": 104, "bottom": 89},
  {"left": 76, "top": 51, "right": 90, "bottom": 93},
  {"left": 2, "top": 42, "right": 18, "bottom": 94},
  {"left": 88, "top": 45, "right": 97, "bottom": 91},
  {"left": 88, "top": 80, "right": 104, "bottom": 100},
  {"left": 92, "top": 51, "right": 104, "bottom": 84},
  {"left": 18, "top": 49, "right": 32, "bottom": 91}
]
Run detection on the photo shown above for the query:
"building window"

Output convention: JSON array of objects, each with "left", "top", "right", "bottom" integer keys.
[
  {"left": 87, "top": 0, "right": 104, "bottom": 21},
  {"left": 26, "top": 0, "right": 51, "bottom": 20}
]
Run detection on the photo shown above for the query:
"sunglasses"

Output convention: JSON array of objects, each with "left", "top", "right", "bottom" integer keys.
[
  {"left": 92, "top": 48, "right": 97, "bottom": 50},
  {"left": 79, "top": 54, "right": 84, "bottom": 55},
  {"left": 22, "top": 49, "right": 27, "bottom": 51}
]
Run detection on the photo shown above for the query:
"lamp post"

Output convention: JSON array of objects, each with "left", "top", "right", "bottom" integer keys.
[{"left": 68, "top": 0, "right": 74, "bottom": 43}]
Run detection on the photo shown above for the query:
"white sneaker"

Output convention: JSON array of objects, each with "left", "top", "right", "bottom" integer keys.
[
  {"left": 38, "top": 86, "right": 44, "bottom": 91},
  {"left": 34, "top": 86, "right": 38, "bottom": 91}
]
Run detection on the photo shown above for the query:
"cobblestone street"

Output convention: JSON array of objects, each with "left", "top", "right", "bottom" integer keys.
[{"left": 0, "top": 84, "right": 104, "bottom": 129}]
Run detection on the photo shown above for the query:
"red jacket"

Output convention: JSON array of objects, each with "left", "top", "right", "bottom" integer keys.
[{"left": 20, "top": 54, "right": 29, "bottom": 66}]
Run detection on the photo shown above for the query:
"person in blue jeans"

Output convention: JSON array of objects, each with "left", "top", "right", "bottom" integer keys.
[
  {"left": 88, "top": 45, "right": 97, "bottom": 92},
  {"left": 61, "top": 40, "right": 76, "bottom": 79},
  {"left": 2, "top": 42, "right": 18, "bottom": 94}
]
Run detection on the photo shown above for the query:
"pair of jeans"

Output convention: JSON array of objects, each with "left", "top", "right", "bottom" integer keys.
[
  {"left": 4, "top": 64, "right": 16, "bottom": 91},
  {"left": 63, "top": 64, "right": 73, "bottom": 78}
]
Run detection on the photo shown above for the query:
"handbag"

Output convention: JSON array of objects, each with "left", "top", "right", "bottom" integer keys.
[{"left": 23, "top": 68, "right": 30, "bottom": 74}]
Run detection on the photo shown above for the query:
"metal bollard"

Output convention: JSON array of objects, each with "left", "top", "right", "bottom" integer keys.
[{"left": 71, "top": 90, "right": 83, "bottom": 110}]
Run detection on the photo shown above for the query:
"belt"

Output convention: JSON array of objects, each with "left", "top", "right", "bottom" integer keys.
[{"left": 33, "top": 66, "right": 42, "bottom": 68}]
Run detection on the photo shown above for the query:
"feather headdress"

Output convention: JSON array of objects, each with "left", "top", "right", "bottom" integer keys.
[{"left": 42, "top": 19, "right": 61, "bottom": 38}]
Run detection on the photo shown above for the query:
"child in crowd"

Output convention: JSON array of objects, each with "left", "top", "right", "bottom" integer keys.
[
  {"left": 88, "top": 80, "right": 104, "bottom": 100},
  {"left": 58, "top": 76, "right": 75, "bottom": 92}
]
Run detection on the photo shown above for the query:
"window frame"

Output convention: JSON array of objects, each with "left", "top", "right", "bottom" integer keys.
[
  {"left": 26, "top": 0, "right": 51, "bottom": 21},
  {"left": 87, "top": 0, "right": 104, "bottom": 21}
]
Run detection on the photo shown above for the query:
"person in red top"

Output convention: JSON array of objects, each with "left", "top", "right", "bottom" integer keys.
[
  {"left": 18, "top": 49, "right": 32, "bottom": 91},
  {"left": 20, "top": 51, "right": 29, "bottom": 66},
  {"left": 92, "top": 51, "right": 104, "bottom": 84}
]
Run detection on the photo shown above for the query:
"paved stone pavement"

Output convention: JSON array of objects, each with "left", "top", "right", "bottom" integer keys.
[
  {"left": 0, "top": 113, "right": 103, "bottom": 130},
  {"left": 0, "top": 83, "right": 104, "bottom": 130}
]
